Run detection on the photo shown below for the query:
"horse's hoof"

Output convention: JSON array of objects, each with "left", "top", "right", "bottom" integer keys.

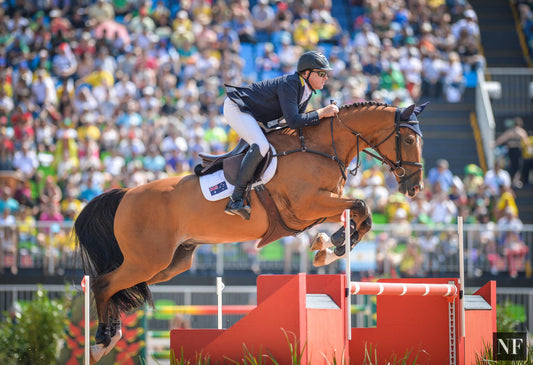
[
  {"left": 90, "top": 344, "right": 106, "bottom": 363},
  {"left": 313, "top": 250, "right": 327, "bottom": 267},
  {"left": 310, "top": 233, "right": 329, "bottom": 251},
  {"left": 103, "top": 327, "right": 122, "bottom": 356},
  {"left": 95, "top": 323, "right": 111, "bottom": 347},
  {"left": 334, "top": 244, "right": 345, "bottom": 257}
]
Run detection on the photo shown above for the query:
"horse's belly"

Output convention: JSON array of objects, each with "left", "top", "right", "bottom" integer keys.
[{"left": 114, "top": 175, "right": 270, "bottom": 247}]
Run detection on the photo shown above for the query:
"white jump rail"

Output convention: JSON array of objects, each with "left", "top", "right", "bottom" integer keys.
[{"left": 350, "top": 281, "right": 458, "bottom": 297}]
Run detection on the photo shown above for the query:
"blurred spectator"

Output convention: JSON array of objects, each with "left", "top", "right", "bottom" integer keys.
[
  {"left": 293, "top": 18, "right": 320, "bottom": 50},
  {"left": 12, "top": 142, "right": 38, "bottom": 179},
  {"left": 0, "top": 207, "right": 17, "bottom": 274},
  {"left": 494, "top": 185, "right": 519, "bottom": 220},
  {"left": 399, "top": 237, "right": 423, "bottom": 277},
  {"left": 429, "top": 191, "right": 458, "bottom": 224},
  {"left": 385, "top": 192, "right": 410, "bottom": 222},
  {"left": 522, "top": 134, "right": 533, "bottom": 186},
  {"left": 484, "top": 159, "right": 512, "bottom": 197},
  {"left": 31, "top": 69, "right": 57, "bottom": 107},
  {"left": 427, "top": 158, "right": 454, "bottom": 193},
  {"left": 52, "top": 42, "right": 77, "bottom": 87},
  {"left": 353, "top": 23, "right": 381, "bottom": 49},
  {"left": 255, "top": 42, "right": 281, "bottom": 79},
  {"left": 251, "top": 0, "right": 275, "bottom": 42},
  {"left": 39, "top": 175, "right": 62, "bottom": 207},
  {"left": 442, "top": 51, "right": 465, "bottom": 103},
  {"left": 88, "top": 0, "right": 115, "bottom": 26},
  {"left": 230, "top": 6, "right": 256, "bottom": 45},
  {"left": 360, "top": 164, "right": 389, "bottom": 213},
  {"left": 495, "top": 117, "right": 531, "bottom": 188},
  {"left": 497, "top": 206, "right": 524, "bottom": 245},
  {"left": 421, "top": 50, "right": 446, "bottom": 98},
  {"left": 419, "top": 230, "right": 440, "bottom": 273},
  {"left": 389, "top": 208, "right": 412, "bottom": 245},
  {"left": 451, "top": 8, "right": 480, "bottom": 41}
]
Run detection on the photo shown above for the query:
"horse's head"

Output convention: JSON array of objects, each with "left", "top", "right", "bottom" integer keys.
[
  {"left": 386, "top": 102, "right": 426, "bottom": 197},
  {"left": 351, "top": 102, "right": 426, "bottom": 198}
]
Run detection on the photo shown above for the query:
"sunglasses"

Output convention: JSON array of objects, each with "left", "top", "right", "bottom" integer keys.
[{"left": 311, "top": 70, "right": 328, "bottom": 77}]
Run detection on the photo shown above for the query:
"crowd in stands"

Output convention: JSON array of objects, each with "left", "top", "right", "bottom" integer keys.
[{"left": 0, "top": 0, "right": 527, "bottom": 278}]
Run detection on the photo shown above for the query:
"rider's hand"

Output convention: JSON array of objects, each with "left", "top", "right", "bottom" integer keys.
[{"left": 318, "top": 104, "right": 339, "bottom": 119}]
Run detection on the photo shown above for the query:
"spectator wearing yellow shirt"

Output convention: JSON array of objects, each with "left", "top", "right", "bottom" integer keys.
[
  {"left": 495, "top": 185, "right": 519, "bottom": 220},
  {"left": 521, "top": 135, "right": 533, "bottom": 186},
  {"left": 293, "top": 19, "right": 320, "bottom": 50},
  {"left": 78, "top": 64, "right": 114, "bottom": 89},
  {"left": 385, "top": 192, "right": 411, "bottom": 222},
  {"left": 60, "top": 189, "right": 83, "bottom": 221}
]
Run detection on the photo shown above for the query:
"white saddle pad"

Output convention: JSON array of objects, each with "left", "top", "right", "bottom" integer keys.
[{"left": 199, "top": 146, "right": 278, "bottom": 201}]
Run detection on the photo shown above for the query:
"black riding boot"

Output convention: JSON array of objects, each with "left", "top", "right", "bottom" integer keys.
[{"left": 225, "top": 144, "right": 264, "bottom": 220}]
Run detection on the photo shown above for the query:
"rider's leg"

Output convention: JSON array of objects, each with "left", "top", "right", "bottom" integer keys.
[
  {"left": 223, "top": 98, "right": 269, "bottom": 220},
  {"left": 225, "top": 143, "right": 264, "bottom": 219}
]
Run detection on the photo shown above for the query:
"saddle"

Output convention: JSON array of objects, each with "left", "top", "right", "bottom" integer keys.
[
  {"left": 194, "top": 139, "right": 273, "bottom": 186},
  {"left": 194, "top": 141, "right": 304, "bottom": 248}
]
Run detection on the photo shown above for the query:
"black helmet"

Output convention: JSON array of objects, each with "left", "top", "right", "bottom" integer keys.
[{"left": 297, "top": 51, "right": 332, "bottom": 72}]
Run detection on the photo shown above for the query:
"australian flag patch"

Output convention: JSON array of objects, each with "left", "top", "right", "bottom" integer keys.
[{"left": 209, "top": 181, "right": 228, "bottom": 196}]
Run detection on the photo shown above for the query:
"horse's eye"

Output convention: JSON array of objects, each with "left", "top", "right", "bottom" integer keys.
[{"left": 405, "top": 135, "right": 415, "bottom": 145}]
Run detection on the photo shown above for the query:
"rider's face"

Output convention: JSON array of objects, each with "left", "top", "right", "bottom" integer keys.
[{"left": 307, "top": 69, "right": 329, "bottom": 90}]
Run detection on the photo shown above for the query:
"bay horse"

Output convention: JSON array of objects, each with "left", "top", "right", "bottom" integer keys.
[{"left": 74, "top": 101, "right": 426, "bottom": 362}]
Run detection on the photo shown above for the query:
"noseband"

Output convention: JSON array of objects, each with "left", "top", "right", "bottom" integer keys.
[{"left": 334, "top": 108, "right": 423, "bottom": 184}]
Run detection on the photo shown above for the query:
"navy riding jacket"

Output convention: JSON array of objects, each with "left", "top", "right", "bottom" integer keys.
[{"left": 225, "top": 72, "right": 320, "bottom": 129}]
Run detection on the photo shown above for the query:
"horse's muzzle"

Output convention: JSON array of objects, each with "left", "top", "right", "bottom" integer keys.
[{"left": 399, "top": 181, "right": 424, "bottom": 198}]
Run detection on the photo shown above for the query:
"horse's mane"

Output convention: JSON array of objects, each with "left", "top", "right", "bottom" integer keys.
[
  {"left": 340, "top": 100, "right": 390, "bottom": 111},
  {"left": 267, "top": 101, "right": 392, "bottom": 138}
]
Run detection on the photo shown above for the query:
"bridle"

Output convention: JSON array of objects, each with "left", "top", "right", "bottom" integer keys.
[
  {"left": 273, "top": 106, "right": 423, "bottom": 183},
  {"left": 335, "top": 108, "right": 424, "bottom": 184}
]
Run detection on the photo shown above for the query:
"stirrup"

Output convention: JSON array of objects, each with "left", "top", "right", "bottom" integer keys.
[{"left": 225, "top": 198, "right": 251, "bottom": 220}]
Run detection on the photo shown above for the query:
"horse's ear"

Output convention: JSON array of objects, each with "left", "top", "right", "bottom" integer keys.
[
  {"left": 414, "top": 101, "right": 429, "bottom": 116},
  {"left": 400, "top": 104, "right": 415, "bottom": 120}
]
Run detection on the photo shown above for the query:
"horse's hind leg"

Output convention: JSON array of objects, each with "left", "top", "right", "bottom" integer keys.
[
  {"left": 91, "top": 261, "right": 156, "bottom": 362},
  {"left": 146, "top": 243, "right": 197, "bottom": 285}
]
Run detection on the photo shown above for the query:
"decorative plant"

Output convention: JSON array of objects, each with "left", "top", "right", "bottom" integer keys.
[
  {"left": 0, "top": 285, "right": 72, "bottom": 365},
  {"left": 497, "top": 300, "right": 527, "bottom": 332}
]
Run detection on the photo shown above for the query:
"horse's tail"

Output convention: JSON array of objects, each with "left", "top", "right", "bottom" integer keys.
[{"left": 74, "top": 188, "right": 153, "bottom": 314}]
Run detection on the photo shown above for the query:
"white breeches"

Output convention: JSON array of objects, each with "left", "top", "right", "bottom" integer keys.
[{"left": 223, "top": 98, "right": 269, "bottom": 156}]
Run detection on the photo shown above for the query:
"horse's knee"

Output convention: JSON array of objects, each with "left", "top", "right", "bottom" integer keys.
[{"left": 352, "top": 199, "right": 370, "bottom": 219}]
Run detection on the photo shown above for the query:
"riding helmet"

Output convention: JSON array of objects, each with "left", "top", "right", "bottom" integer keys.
[{"left": 297, "top": 51, "right": 332, "bottom": 72}]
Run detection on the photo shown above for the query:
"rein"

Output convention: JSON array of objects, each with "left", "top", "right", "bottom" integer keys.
[
  {"left": 272, "top": 107, "right": 423, "bottom": 184},
  {"left": 272, "top": 127, "right": 348, "bottom": 179}
]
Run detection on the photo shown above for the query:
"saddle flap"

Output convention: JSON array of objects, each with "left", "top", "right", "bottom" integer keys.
[
  {"left": 223, "top": 155, "right": 243, "bottom": 186},
  {"left": 223, "top": 147, "right": 274, "bottom": 186}
]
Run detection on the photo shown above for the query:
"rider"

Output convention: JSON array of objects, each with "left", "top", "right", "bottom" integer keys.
[{"left": 223, "top": 50, "right": 339, "bottom": 220}]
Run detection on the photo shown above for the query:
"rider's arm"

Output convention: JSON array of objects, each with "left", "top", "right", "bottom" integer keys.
[{"left": 277, "top": 81, "right": 320, "bottom": 128}]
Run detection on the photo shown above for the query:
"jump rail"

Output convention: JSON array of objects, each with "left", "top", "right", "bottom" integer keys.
[{"left": 350, "top": 281, "right": 458, "bottom": 297}]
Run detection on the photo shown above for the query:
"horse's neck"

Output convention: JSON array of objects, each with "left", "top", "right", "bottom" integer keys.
[{"left": 268, "top": 106, "right": 393, "bottom": 165}]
